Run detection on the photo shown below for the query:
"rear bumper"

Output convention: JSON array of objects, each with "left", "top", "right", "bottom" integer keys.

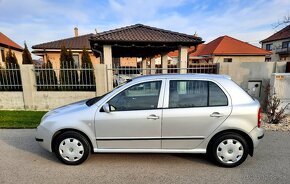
[{"left": 250, "top": 127, "right": 265, "bottom": 148}]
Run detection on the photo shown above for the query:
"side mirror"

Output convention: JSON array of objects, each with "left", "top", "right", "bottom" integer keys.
[{"left": 102, "top": 103, "right": 110, "bottom": 113}]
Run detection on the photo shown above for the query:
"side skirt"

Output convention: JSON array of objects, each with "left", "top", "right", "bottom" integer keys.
[{"left": 93, "top": 148, "right": 206, "bottom": 154}]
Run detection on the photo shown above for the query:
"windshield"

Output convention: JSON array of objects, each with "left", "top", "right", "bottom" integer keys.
[{"left": 85, "top": 79, "right": 132, "bottom": 106}]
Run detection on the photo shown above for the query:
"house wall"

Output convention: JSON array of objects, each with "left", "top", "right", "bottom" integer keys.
[
  {"left": 0, "top": 47, "right": 22, "bottom": 66},
  {"left": 43, "top": 51, "right": 101, "bottom": 69},
  {"left": 120, "top": 57, "right": 137, "bottom": 67},
  {"left": 262, "top": 38, "right": 290, "bottom": 61},
  {"left": 213, "top": 55, "right": 266, "bottom": 63}
]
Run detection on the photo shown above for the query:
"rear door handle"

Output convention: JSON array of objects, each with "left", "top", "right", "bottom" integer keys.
[
  {"left": 147, "top": 114, "right": 159, "bottom": 120},
  {"left": 210, "top": 112, "right": 224, "bottom": 118}
]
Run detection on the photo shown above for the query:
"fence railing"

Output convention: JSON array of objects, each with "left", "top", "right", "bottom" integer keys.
[
  {"left": 34, "top": 63, "right": 96, "bottom": 91},
  {"left": 110, "top": 63, "right": 218, "bottom": 86},
  {"left": 0, "top": 64, "right": 22, "bottom": 91}
]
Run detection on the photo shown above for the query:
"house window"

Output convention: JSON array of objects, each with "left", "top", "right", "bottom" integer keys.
[
  {"left": 266, "top": 43, "right": 273, "bottom": 51},
  {"left": 224, "top": 58, "right": 232, "bottom": 62},
  {"left": 72, "top": 54, "right": 80, "bottom": 68},
  {"left": 282, "top": 41, "right": 290, "bottom": 49},
  {"left": 0, "top": 49, "right": 5, "bottom": 63}
]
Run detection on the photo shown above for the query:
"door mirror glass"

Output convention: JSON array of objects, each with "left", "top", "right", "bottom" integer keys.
[{"left": 102, "top": 103, "right": 110, "bottom": 113}]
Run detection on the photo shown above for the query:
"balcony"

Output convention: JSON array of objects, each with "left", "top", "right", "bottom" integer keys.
[{"left": 276, "top": 47, "right": 290, "bottom": 55}]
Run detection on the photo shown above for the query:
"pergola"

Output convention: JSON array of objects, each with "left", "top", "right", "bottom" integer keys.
[{"left": 89, "top": 24, "right": 204, "bottom": 89}]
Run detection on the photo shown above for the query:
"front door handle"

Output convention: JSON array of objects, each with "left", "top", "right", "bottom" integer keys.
[
  {"left": 210, "top": 112, "right": 224, "bottom": 118},
  {"left": 147, "top": 114, "right": 159, "bottom": 120}
]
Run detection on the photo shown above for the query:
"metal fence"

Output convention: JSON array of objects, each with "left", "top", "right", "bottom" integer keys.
[
  {"left": 0, "top": 64, "right": 22, "bottom": 91},
  {"left": 34, "top": 63, "right": 96, "bottom": 91},
  {"left": 111, "top": 63, "right": 218, "bottom": 86}
]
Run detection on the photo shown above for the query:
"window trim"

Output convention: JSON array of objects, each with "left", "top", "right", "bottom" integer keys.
[{"left": 164, "top": 79, "right": 230, "bottom": 109}]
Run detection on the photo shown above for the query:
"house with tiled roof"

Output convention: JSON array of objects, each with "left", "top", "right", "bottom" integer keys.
[
  {"left": 197, "top": 35, "right": 271, "bottom": 63},
  {"left": 163, "top": 35, "right": 271, "bottom": 64},
  {"left": 0, "top": 32, "right": 23, "bottom": 66},
  {"left": 32, "top": 28, "right": 138, "bottom": 69},
  {"left": 261, "top": 25, "right": 290, "bottom": 61}
]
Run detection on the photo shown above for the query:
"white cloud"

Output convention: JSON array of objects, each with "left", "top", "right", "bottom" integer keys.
[{"left": 0, "top": 0, "right": 290, "bottom": 59}]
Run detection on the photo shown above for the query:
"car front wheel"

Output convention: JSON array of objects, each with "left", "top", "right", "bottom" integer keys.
[
  {"left": 209, "top": 133, "right": 249, "bottom": 167},
  {"left": 54, "top": 131, "right": 91, "bottom": 165}
]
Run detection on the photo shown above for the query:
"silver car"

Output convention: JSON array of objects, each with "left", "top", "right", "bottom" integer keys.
[{"left": 35, "top": 74, "right": 264, "bottom": 167}]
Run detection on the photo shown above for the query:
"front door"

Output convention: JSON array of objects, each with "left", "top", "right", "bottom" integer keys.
[
  {"left": 162, "top": 79, "right": 232, "bottom": 149},
  {"left": 95, "top": 80, "right": 164, "bottom": 149}
]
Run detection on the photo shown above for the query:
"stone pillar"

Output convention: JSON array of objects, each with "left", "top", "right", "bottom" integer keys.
[
  {"left": 95, "top": 64, "right": 108, "bottom": 96},
  {"left": 150, "top": 58, "right": 156, "bottom": 75},
  {"left": 142, "top": 58, "right": 147, "bottom": 75},
  {"left": 178, "top": 46, "right": 188, "bottom": 74},
  {"left": 19, "top": 65, "right": 37, "bottom": 110},
  {"left": 103, "top": 45, "right": 113, "bottom": 91},
  {"left": 161, "top": 54, "right": 168, "bottom": 74}
]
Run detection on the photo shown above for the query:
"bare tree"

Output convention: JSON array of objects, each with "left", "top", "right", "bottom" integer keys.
[{"left": 273, "top": 14, "right": 290, "bottom": 29}]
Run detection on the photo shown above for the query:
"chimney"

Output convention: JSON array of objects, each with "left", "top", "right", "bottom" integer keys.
[{"left": 74, "top": 27, "right": 78, "bottom": 37}]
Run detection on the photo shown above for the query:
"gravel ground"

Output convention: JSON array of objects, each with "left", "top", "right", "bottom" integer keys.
[
  {"left": 262, "top": 114, "right": 290, "bottom": 131},
  {"left": 0, "top": 129, "right": 290, "bottom": 184}
]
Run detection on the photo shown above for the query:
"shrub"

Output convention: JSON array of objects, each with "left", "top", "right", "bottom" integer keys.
[{"left": 264, "top": 82, "right": 289, "bottom": 124}]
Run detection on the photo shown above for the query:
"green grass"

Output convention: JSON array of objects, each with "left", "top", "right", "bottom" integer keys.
[{"left": 0, "top": 110, "right": 47, "bottom": 128}]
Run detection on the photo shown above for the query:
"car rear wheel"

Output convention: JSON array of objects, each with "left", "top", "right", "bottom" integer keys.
[
  {"left": 54, "top": 131, "right": 91, "bottom": 165},
  {"left": 208, "top": 133, "right": 249, "bottom": 167}
]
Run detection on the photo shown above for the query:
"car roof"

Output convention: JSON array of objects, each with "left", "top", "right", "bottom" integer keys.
[{"left": 132, "top": 74, "right": 231, "bottom": 81}]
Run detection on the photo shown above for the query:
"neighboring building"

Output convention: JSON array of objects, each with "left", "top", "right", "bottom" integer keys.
[
  {"left": 163, "top": 35, "right": 271, "bottom": 64},
  {"left": 197, "top": 35, "right": 271, "bottom": 63},
  {"left": 0, "top": 32, "right": 23, "bottom": 66},
  {"left": 32, "top": 28, "right": 137, "bottom": 69},
  {"left": 261, "top": 25, "right": 290, "bottom": 61}
]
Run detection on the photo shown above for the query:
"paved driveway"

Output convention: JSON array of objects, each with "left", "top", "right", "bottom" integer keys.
[{"left": 0, "top": 129, "right": 289, "bottom": 184}]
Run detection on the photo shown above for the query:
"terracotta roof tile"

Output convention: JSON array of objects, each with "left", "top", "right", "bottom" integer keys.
[
  {"left": 90, "top": 24, "right": 203, "bottom": 43},
  {"left": 0, "top": 32, "right": 23, "bottom": 51},
  {"left": 199, "top": 35, "right": 271, "bottom": 56},
  {"left": 32, "top": 34, "right": 94, "bottom": 49},
  {"left": 261, "top": 25, "right": 290, "bottom": 43}
]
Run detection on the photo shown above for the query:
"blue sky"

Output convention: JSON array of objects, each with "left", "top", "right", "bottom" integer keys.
[{"left": 0, "top": 0, "right": 290, "bottom": 56}]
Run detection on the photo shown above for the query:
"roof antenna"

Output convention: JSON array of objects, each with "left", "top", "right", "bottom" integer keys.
[{"left": 95, "top": 28, "right": 98, "bottom": 34}]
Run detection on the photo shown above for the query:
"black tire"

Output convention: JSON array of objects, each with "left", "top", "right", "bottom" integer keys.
[
  {"left": 53, "top": 131, "right": 91, "bottom": 165},
  {"left": 207, "top": 133, "right": 249, "bottom": 167}
]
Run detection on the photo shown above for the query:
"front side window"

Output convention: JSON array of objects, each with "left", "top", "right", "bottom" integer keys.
[
  {"left": 108, "top": 81, "right": 162, "bottom": 111},
  {"left": 169, "top": 80, "right": 228, "bottom": 108}
]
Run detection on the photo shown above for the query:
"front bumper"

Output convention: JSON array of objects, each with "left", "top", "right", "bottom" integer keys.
[
  {"left": 35, "top": 125, "right": 54, "bottom": 152},
  {"left": 249, "top": 127, "right": 265, "bottom": 148}
]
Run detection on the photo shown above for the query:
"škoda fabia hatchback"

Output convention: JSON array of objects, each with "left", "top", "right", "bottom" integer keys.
[{"left": 36, "top": 74, "right": 264, "bottom": 167}]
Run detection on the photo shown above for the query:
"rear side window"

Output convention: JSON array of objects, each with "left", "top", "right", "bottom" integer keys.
[
  {"left": 169, "top": 80, "right": 228, "bottom": 108},
  {"left": 209, "top": 82, "right": 228, "bottom": 106}
]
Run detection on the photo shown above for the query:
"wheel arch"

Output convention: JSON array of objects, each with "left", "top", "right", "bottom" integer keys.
[
  {"left": 207, "top": 129, "right": 254, "bottom": 156},
  {"left": 51, "top": 128, "right": 94, "bottom": 153}
]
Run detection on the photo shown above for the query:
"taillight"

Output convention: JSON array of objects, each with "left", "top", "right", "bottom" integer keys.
[{"left": 258, "top": 107, "right": 261, "bottom": 128}]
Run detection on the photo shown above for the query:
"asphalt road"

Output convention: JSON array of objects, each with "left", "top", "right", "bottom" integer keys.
[{"left": 0, "top": 130, "right": 289, "bottom": 184}]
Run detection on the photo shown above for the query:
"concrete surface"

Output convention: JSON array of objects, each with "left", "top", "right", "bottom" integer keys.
[{"left": 0, "top": 129, "right": 289, "bottom": 184}]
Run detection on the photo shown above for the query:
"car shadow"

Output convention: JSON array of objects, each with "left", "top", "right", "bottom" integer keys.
[
  {"left": 2, "top": 129, "right": 58, "bottom": 163},
  {"left": 2, "top": 129, "right": 213, "bottom": 166}
]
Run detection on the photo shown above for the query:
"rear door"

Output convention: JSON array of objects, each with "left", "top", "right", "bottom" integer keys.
[{"left": 162, "top": 79, "right": 232, "bottom": 149}]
